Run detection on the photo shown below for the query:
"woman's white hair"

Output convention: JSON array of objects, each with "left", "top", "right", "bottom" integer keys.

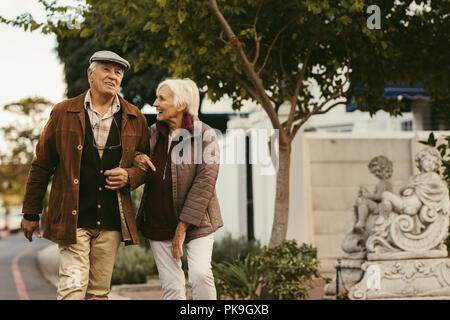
[{"left": 157, "top": 78, "right": 200, "bottom": 116}]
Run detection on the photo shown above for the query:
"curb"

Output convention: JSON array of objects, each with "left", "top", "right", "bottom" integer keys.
[
  {"left": 111, "top": 278, "right": 162, "bottom": 293},
  {"left": 36, "top": 243, "right": 59, "bottom": 288}
]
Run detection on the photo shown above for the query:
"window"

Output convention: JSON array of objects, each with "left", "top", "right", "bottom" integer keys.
[{"left": 401, "top": 120, "right": 413, "bottom": 131}]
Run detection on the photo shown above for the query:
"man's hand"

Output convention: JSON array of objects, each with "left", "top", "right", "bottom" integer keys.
[
  {"left": 21, "top": 219, "right": 41, "bottom": 242},
  {"left": 171, "top": 221, "right": 189, "bottom": 261},
  {"left": 133, "top": 154, "right": 156, "bottom": 172},
  {"left": 104, "top": 167, "right": 130, "bottom": 190}
]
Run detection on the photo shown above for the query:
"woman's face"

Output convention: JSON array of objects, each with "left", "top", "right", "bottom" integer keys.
[{"left": 154, "top": 85, "right": 179, "bottom": 123}]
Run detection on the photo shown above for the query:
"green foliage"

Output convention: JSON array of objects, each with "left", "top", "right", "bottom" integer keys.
[
  {"left": 419, "top": 132, "right": 450, "bottom": 252},
  {"left": 430, "top": 98, "right": 450, "bottom": 129},
  {"left": 213, "top": 239, "right": 322, "bottom": 300},
  {"left": 212, "top": 233, "right": 261, "bottom": 264},
  {"left": 251, "top": 240, "right": 321, "bottom": 299},
  {"left": 3, "top": 1, "right": 447, "bottom": 114},
  {"left": 0, "top": 97, "right": 53, "bottom": 200},
  {"left": 212, "top": 255, "right": 260, "bottom": 300},
  {"left": 111, "top": 243, "right": 158, "bottom": 285}
]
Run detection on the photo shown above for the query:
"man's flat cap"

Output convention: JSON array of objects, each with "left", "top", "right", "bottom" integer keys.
[{"left": 89, "top": 50, "right": 131, "bottom": 72}]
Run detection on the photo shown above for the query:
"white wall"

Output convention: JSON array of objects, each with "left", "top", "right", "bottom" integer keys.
[{"left": 214, "top": 135, "right": 248, "bottom": 241}]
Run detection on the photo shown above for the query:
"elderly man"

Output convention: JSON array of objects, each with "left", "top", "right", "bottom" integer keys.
[{"left": 21, "top": 50, "right": 149, "bottom": 300}]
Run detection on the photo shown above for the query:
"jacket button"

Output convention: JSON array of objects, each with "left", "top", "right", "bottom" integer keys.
[
  {"left": 74, "top": 179, "right": 79, "bottom": 184},
  {"left": 77, "top": 145, "right": 82, "bottom": 151},
  {"left": 71, "top": 210, "right": 77, "bottom": 215}
]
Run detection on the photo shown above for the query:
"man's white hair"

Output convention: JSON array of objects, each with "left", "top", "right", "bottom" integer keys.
[
  {"left": 157, "top": 78, "right": 200, "bottom": 116},
  {"left": 88, "top": 61, "right": 98, "bottom": 71}
]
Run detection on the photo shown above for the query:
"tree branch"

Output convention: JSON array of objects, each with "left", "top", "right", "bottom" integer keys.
[
  {"left": 210, "top": 0, "right": 287, "bottom": 144},
  {"left": 313, "top": 100, "right": 347, "bottom": 115},
  {"left": 232, "top": 70, "right": 264, "bottom": 103},
  {"left": 286, "top": 50, "right": 310, "bottom": 135},
  {"left": 279, "top": 37, "right": 295, "bottom": 91},
  {"left": 290, "top": 112, "right": 314, "bottom": 140},
  {"left": 289, "top": 61, "right": 351, "bottom": 141},
  {"left": 251, "top": 1, "right": 264, "bottom": 66},
  {"left": 257, "top": 18, "right": 295, "bottom": 75},
  {"left": 217, "top": 29, "right": 230, "bottom": 45}
]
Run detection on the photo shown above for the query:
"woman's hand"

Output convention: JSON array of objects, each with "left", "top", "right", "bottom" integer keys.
[
  {"left": 171, "top": 221, "right": 189, "bottom": 261},
  {"left": 133, "top": 154, "right": 156, "bottom": 172}
]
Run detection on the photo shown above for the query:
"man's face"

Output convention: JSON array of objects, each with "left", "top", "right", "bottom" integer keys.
[{"left": 88, "top": 62, "right": 124, "bottom": 97}]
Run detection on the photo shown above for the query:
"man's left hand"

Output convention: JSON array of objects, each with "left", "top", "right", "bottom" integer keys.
[
  {"left": 172, "top": 221, "right": 189, "bottom": 261},
  {"left": 104, "top": 167, "right": 129, "bottom": 190}
]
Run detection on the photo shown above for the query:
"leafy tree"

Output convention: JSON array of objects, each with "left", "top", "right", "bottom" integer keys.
[
  {"left": 430, "top": 98, "right": 450, "bottom": 129},
  {"left": 0, "top": 97, "right": 53, "bottom": 204},
  {"left": 1, "top": 0, "right": 448, "bottom": 247}
]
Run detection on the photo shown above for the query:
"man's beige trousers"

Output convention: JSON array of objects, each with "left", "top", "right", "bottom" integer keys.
[
  {"left": 150, "top": 233, "right": 216, "bottom": 300},
  {"left": 57, "top": 228, "right": 121, "bottom": 300}
]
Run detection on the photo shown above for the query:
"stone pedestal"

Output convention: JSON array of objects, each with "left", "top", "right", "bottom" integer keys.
[
  {"left": 348, "top": 258, "right": 450, "bottom": 300},
  {"left": 323, "top": 259, "right": 364, "bottom": 298}
]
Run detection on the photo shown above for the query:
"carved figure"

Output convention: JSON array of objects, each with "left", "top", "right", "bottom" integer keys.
[
  {"left": 324, "top": 156, "right": 394, "bottom": 298},
  {"left": 367, "top": 147, "right": 449, "bottom": 259},
  {"left": 353, "top": 156, "right": 393, "bottom": 234}
]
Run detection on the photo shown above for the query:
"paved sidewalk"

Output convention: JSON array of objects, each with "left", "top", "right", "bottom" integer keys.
[{"left": 37, "top": 244, "right": 326, "bottom": 300}]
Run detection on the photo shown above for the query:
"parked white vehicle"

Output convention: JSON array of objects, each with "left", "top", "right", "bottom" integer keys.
[
  {"left": 0, "top": 206, "right": 22, "bottom": 232},
  {"left": 0, "top": 210, "right": 6, "bottom": 231},
  {"left": 6, "top": 206, "right": 23, "bottom": 232}
]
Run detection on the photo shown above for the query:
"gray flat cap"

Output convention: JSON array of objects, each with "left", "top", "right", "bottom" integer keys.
[{"left": 89, "top": 50, "right": 130, "bottom": 72}]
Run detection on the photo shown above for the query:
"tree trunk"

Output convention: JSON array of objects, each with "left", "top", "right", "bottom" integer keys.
[{"left": 268, "top": 142, "right": 291, "bottom": 248}]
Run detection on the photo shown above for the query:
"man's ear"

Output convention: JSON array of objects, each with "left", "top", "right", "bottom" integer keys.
[{"left": 87, "top": 68, "right": 93, "bottom": 83}]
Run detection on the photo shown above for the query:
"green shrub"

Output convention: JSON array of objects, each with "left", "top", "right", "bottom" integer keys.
[
  {"left": 212, "top": 233, "right": 261, "bottom": 264},
  {"left": 213, "top": 239, "right": 322, "bottom": 300},
  {"left": 252, "top": 240, "right": 321, "bottom": 299},
  {"left": 111, "top": 243, "right": 158, "bottom": 285},
  {"left": 212, "top": 255, "right": 260, "bottom": 300}
]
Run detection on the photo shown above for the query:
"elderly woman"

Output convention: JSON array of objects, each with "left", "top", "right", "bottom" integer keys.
[{"left": 133, "top": 78, "right": 223, "bottom": 300}]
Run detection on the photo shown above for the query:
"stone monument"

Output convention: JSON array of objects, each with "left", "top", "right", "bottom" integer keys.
[
  {"left": 348, "top": 147, "right": 450, "bottom": 299},
  {"left": 324, "top": 155, "right": 394, "bottom": 298}
]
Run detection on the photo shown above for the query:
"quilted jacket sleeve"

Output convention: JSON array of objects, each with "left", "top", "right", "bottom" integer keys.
[{"left": 178, "top": 127, "right": 220, "bottom": 227}]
